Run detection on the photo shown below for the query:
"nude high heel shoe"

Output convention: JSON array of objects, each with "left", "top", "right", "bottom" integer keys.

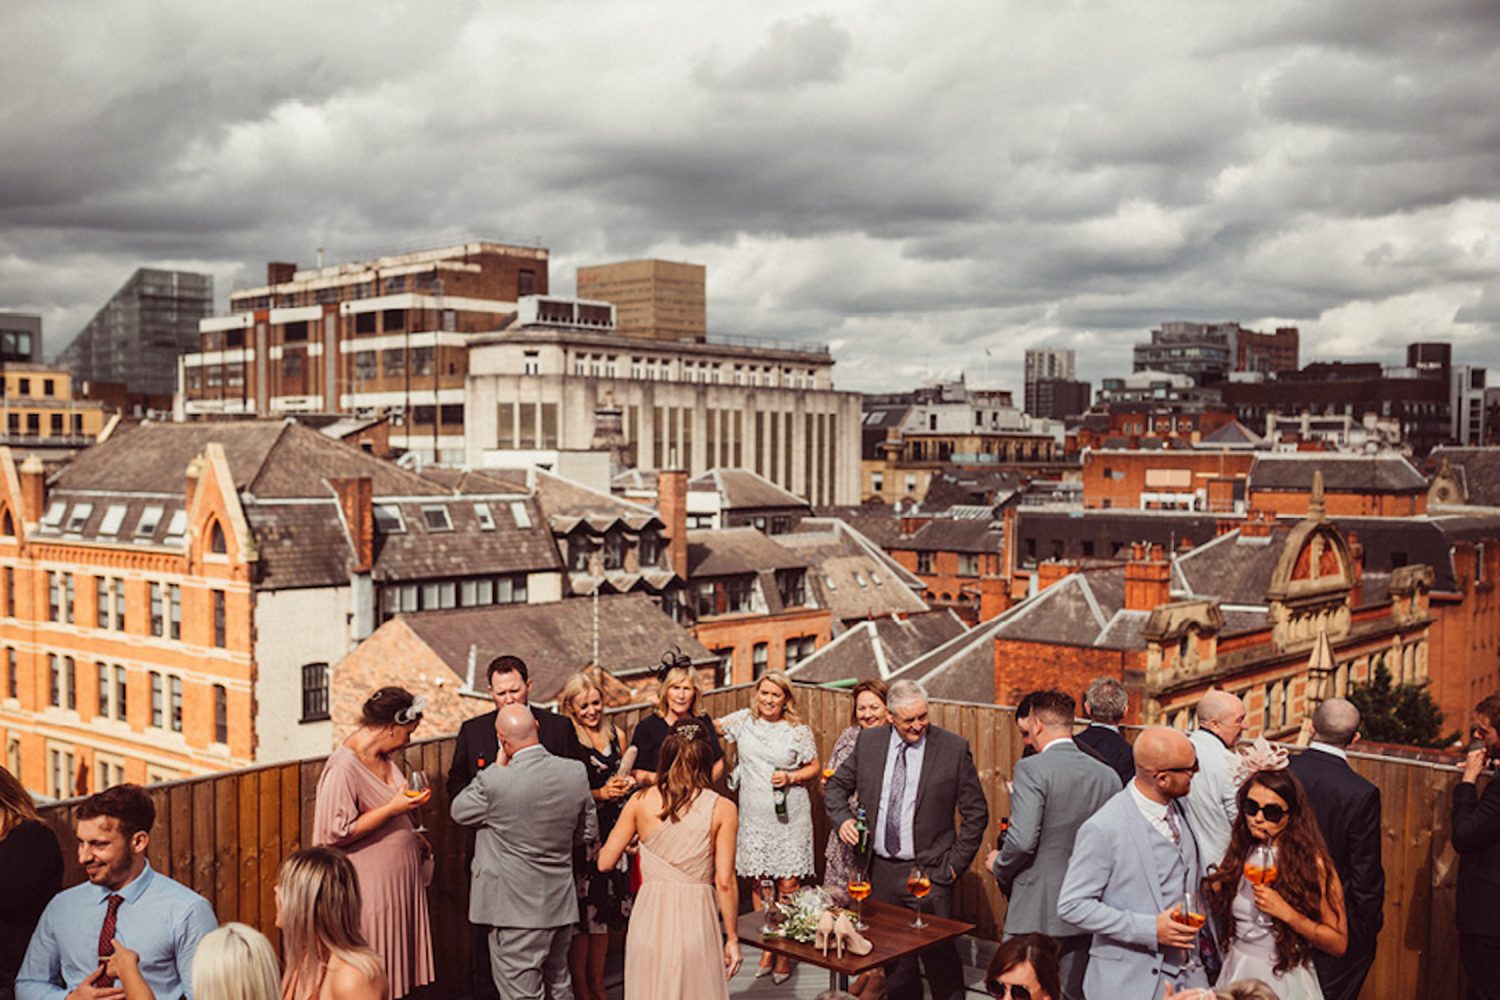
[
  {"left": 834, "top": 911, "right": 873, "bottom": 958},
  {"left": 815, "top": 908, "right": 837, "bottom": 955}
]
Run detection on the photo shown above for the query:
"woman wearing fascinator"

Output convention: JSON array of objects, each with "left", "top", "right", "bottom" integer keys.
[
  {"left": 628, "top": 649, "right": 726, "bottom": 787},
  {"left": 1200, "top": 738, "right": 1348, "bottom": 999}
]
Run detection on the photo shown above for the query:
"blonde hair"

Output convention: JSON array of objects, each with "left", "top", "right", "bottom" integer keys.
[
  {"left": 191, "top": 923, "right": 281, "bottom": 1000},
  {"left": 655, "top": 666, "right": 704, "bottom": 717},
  {"left": 277, "top": 848, "right": 382, "bottom": 1000},
  {"left": 755, "top": 671, "right": 802, "bottom": 725},
  {"left": 0, "top": 765, "right": 39, "bottom": 837},
  {"left": 558, "top": 672, "right": 620, "bottom": 750},
  {"left": 1216, "top": 981, "right": 1281, "bottom": 1000}
]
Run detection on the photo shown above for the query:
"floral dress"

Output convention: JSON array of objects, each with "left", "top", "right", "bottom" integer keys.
[
  {"left": 569, "top": 733, "right": 634, "bottom": 932},
  {"left": 718, "top": 708, "right": 817, "bottom": 879},
  {"left": 822, "top": 725, "right": 863, "bottom": 890}
]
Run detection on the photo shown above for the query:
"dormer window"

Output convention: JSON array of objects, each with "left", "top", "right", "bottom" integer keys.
[
  {"left": 41, "top": 502, "right": 65, "bottom": 529},
  {"left": 99, "top": 505, "right": 127, "bottom": 536},
  {"left": 473, "top": 503, "right": 496, "bottom": 530},
  {"left": 567, "top": 531, "right": 593, "bottom": 572},
  {"left": 421, "top": 506, "right": 453, "bottom": 532},
  {"left": 373, "top": 504, "right": 405, "bottom": 533},
  {"left": 639, "top": 528, "right": 662, "bottom": 568},
  {"left": 65, "top": 504, "right": 93, "bottom": 535},
  {"left": 163, "top": 510, "right": 187, "bottom": 544},
  {"left": 135, "top": 506, "right": 164, "bottom": 539},
  {"left": 602, "top": 527, "right": 625, "bottom": 571}
]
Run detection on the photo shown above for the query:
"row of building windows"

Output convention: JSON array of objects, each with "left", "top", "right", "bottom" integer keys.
[
  {"left": 566, "top": 353, "right": 818, "bottom": 389},
  {"left": 21, "top": 572, "right": 227, "bottom": 647},
  {"left": 376, "top": 574, "right": 528, "bottom": 623},
  {"left": 2, "top": 412, "right": 86, "bottom": 437},
  {"left": 21, "top": 648, "right": 229, "bottom": 743}
]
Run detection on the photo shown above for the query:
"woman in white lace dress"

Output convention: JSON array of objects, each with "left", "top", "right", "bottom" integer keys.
[{"left": 715, "top": 671, "right": 820, "bottom": 984}]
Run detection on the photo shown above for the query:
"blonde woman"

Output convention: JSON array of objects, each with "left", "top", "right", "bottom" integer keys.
[
  {"left": 715, "top": 671, "right": 820, "bottom": 983},
  {"left": 109, "top": 922, "right": 283, "bottom": 1000},
  {"left": 628, "top": 662, "right": 725, "bottom": 786},
  {"left": 1, "top": 765, "right": 62, "bottom": 1000},
  {"left": 557, "top": 672, "right": 635, "bottom": 1000},
  {"left": 277, "top": 848, "right": 386, "bottom": 1000}
]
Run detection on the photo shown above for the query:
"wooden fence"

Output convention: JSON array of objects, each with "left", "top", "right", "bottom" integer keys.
[{"left": 36, "top": 684, "right": 1472, "bottom": 999}]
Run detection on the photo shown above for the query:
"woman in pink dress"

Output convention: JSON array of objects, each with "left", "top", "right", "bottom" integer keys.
[
  {"left": 600, "top": 722, "right": 741, "bottom": 1000},
  {"left": 313, "top": 687, "right": 434, "bottom": 999}
]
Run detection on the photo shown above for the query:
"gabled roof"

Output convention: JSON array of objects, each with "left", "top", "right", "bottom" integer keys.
[
  {"left": 893, "top": 517, "right": 1002, "bottom": 554},
  {"left": 1249, "top": 453, "right": 1426, "bottom": 494},
  {"left": 1172, "top": 528, "right": 1293, "bottom": 608},
  {"left": 419, "top": 467, "right": 530, "bottom": 494},
  {"left": 809, "top": 505, "right": 902, "bottom": 547},
  {"left": 775, "top": 519, "right": 928, "bottom": 622},
  {"left": 689, "top": 468, "right": 810, "bottom": 510},
  {"left": 533, "top": 470, "right": 661, "bottom": 525},
  {"left": 369, "top": 496, "right": 559, "bottom": 582},
  {"left": 788, "top": 611, "right": 968, "bottom": 684},
  {"left": 397, "top": 594, "right": 715, "bottom": 701},
  {"left": 687, "top": 527, "right": 806, "bottom": 577},
  {"left": 1198, "top": 420, "right": 1263, "bottom": 448}
]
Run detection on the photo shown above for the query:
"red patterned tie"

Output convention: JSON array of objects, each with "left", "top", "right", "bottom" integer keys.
[{"left": 92, "top": 894, "right": 125, "bottom": 986}]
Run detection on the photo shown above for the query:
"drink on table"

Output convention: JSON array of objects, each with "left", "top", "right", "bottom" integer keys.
[
  {"left": 907, "top": 866, "right": 930, "bottom": 928},
  {"left": 847, "top": 877, "right": 872, "bottom": 930}
]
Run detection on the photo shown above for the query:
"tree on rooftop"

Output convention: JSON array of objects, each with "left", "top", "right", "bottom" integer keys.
[{"left": 1346, "top": 662, "right": 1457, "bottom": 750}]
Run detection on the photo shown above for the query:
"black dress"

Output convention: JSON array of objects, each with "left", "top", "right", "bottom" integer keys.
[
  {"left": 627, "top": 713, "right": 724, "bottom": 775},
  {"left": 0, "top": 819, "right": 64, "bottom": 997},
  {"left": 570, "top": 732, "right": 634, "bottom": 933}
]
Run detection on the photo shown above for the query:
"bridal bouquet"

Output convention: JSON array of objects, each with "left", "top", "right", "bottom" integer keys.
[{"left": 772, "top": 886, "right": 836, "bottom": 944}]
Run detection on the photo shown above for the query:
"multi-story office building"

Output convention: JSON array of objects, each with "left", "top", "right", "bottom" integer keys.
[
  {"left": 1023, "top": 348, "right": 1074, "bottom": 384},
  {"left": 57, "top": 269, "right": 212, "bottom": 396},
  {"left": 576, "top": 259, "right": 706, "bottom": 342},
  {"left": 1133, "top": 322, "right": 1299, "bottom": 386},
  {"left": 1027, "top": 378, "right": 1091, "bottom": 419},
  {"left": 0, "top": 364, "right": 112, "bottom": 458},
  {"left": 0, "top": 313, "right": 43, "bottom": 363},
  {"left": 1451, "top": 365, "right": 1486, "bottom": 446},
  {"left": 179, "top": 241, "right": 552, "bottom": 462}
]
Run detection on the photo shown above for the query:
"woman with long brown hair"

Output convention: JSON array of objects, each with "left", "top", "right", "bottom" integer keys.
[
  {"left": 1201, "top": 756, "right": 1347, "bottom": 999},
  {"left": 0, "top": 765, "right": 62, "bottom": 1000},
  {"left": 277, "top": 847, "right": 386, "bottom": 1000},
  {"left": 601, "top": 723, "right": 740, "bottom": 999}
]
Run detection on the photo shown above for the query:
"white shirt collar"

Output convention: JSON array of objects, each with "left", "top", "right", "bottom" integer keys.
[
  {"left": 1089, "top": 722, "right": 1121, "bottom": 733},
  {"left": 1038, "top": 735, "right": 1073, "bottom": 753},
  {"left": 1307, "top": 740, "right": 1349, "bottom": 761}
]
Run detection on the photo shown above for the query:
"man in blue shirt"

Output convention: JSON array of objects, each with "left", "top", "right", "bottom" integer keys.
[{"left": 18, "top": 784, "right": 216, "bottom": 1000}]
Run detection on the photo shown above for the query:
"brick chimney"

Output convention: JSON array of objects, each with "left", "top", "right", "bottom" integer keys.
[
  {"left": 1124, "top": 542, "right": 1171, "bottom": 611},
  {"left": 267, "top": 261, "right": 297, "bottom": 285},
  {"left": 1241, "top": 509, "right": 1275, "bottom": 539},
  {"left": 19, "top": 454, "right": 46, "bottom": 526},
  {"left": 1037, "top": 560, "right": 1075, "bottom": 591},
  {"left": 657, "top": 469, "right": 689, "bottom": 580},
  {"left": 330, "top": 477, "right": 374, "bottom": 572}
]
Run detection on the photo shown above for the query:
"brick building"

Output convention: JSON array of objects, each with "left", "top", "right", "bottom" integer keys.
[
  {"left": 884, "top": 514, "right": 1008, "bottom": 625},
  {"left": 0, "top": 363, "right": 114, "bottom": 461},
  {"left": 575, "top": 259, "right": 706, "bottom": 343},
  {"left": 1247, "top": 453, "right": 1428, "bottom": 517},
  {"left": 0, "top": 420, "right": 563, "bottom": 797},
  {"left": 1081, "top": 449, "right": 1254, "bottom": 512}
]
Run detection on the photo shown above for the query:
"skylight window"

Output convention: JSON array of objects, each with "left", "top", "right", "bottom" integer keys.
[
  {"left": 473, "top": 503, "right": 496, "bottom": 531},
  {"left": 41, "top": 502, "right": 65, "bottom": 528},
  {"left": 421, "top": 506, "right": 453, "bottom": 532},
  {"left": 163, "top": 509, "right": 188, "bottom": 542},
  {"left": 871, "top": 571, "right": 884, "bottom": 586},
  {"left": 135, "top": 506, "right": 165, "bottom": 539},
  {"left": 98, "top": 505, "right": 128, "bottom": 536},
  {"left": 824, "top": 575, "right": 837, "bottom": 591},
  {"left": 65, "top": 503, "right": 94, "bottom": 534},
  {"left": 373, "top": 504, "right": 405, "bottom": 533},
  {"left": 854, "top": 571, "right": 868, "bottom": 588},
  {"left": 510, "top": 501, "right": 532, "bottom": 529}
]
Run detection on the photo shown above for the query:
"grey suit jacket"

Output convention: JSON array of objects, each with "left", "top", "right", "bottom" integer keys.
[
  {"left": 825, "top": 724, "right": 989, "bottom": 883},
  {"left": 993, "top": 739, "right": 1120, "bottom": 937},
  {"left": 451, "top": 744, "right": 598, "bottom": 930},
  {"left": 1057, "top": 787, "right": 1208, "bottom": 1000}
]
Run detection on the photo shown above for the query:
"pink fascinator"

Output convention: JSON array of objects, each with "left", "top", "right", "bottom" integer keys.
[{"left": 1233, "top": 736, "right": 1289, "bottom": 787}]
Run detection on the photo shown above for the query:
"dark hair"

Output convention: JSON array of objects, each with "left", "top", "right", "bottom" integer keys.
[
  {"left": 360, "top": 687, "right": 416, "bottom": 727},
  {"left": 1016, "top": 691, "right": 1038, "bottom": 720},
  {"left": 1477, "top": 692, "right": 1500, "bottom": 729},
  {"left": 77, "top": 784, "right": 155, "bottom": 839},
  {"left": 486, "top": 655, "right": 529, "bottom": 684},
  {"left": 1029, "top": 690, "right": 1076, "bottom": 728},
  {"left": 656, "top": 722, "right": 715, "bottom": 822},
  {"left": 847, "top": 679, "right": 890, "bottom": 727},
  {"left": 985, "top": 933, "right": 1061, "bottom": 1000},
  {"left": 1202, "top": 768, "right": 1339, "bottom": 975}
]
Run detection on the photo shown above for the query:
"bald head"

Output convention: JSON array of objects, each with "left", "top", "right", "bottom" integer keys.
[
  {"left": 496, "top": 704, "right": 540, "bottom": 754},
  {"left": 1133, "top": 727, "right": 1197, "bottom": 803},
  {"left": 1196, "top": 689, "right": 1247, "bottom": 747},
  {"left": 1311, "top": 697, "right": 1361, "bottom": 747}
]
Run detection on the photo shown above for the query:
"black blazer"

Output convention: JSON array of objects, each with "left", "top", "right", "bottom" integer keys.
[
  {"left": 1287, "top": 747, "right": 1385, "bottom": 951},
  {"left": 445, "top": 704, "right": 576, "bottom": 800},
  {"left": 1073, "top": 724, "right": 1134, "bottom": 785},
  {"left": 825, "top": 724, "right": 989, "bottom": 884},
  {"left": 1453, "top": 773, "right": 1500, "bottom": 937}
]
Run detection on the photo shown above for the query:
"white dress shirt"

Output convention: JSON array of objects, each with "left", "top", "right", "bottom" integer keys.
[
  {"left": 876, "top": 729, "right": 927, "bottom": 860},
  {"left": 1129, "top": 780, "right": 1180, "bottom": 844}
]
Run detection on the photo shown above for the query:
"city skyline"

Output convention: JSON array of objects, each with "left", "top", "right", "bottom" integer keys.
[{"left": 2, "top": 0, "right": 1497, "bottom": 393}]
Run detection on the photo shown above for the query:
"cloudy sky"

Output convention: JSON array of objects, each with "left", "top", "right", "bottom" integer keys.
[{"left": 3, "top": 0, "right": 1498, "bottom": 392}]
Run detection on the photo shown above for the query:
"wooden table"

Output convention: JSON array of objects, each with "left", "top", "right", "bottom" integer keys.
[{"left": 737, "top": 898, "right": 975, "bottom": 991}]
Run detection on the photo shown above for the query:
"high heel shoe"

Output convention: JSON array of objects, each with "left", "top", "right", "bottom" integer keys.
[
  {"left": 834, "top": 911, "right": 873, "bottom": 958},
  {"left": 815, "top": 909, "right": 837, "bottom": 956},
  {"left": 754, "top": 951, "right": 774, "bottom": 978}
]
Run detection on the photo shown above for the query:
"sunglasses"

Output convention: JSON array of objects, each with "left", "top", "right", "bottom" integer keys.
[
  {"left": 1244, "top": 800, "right": 1289, "bottom": 823},
  {"left": 986, "top": 982, "right": 1033, "bottom": 1000},
  {"left": 1155, "top": 761, "right": 1200, "bottom": 776}
]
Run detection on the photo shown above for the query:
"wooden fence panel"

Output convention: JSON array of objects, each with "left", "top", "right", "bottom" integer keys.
[{"left": 213, "top": 774, "right": 239, "bottom": 924}]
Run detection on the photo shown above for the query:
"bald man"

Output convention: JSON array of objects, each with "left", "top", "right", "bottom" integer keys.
[
  {"left": 1058, "top": 727, "right": 1209, "bottom": 1000},
  {"left": 452, "top": 704, "right": 597, "bottom": 1000},
  {"left": 1181, "top": 690, "right": 1246, "bottom": 874},
  {"left": 1288, "top": 698, "right": 1384, "bottom": 1000}
]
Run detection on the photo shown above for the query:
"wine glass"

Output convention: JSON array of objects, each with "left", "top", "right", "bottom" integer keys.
[
  {"left": 406, "top": 770, "right": 429, "bottom": 834},
  {"left": 759, "top": 877, "right": 779, "bottom": 935},
  {"left": 906, "top": 865, "right": 931, "bottom": 928},
  {"left": 847, "top": 874, "right": 872, "bottom": 931},
  {"left": 1173, "top": 882, "right": 1206, "bottom": 971},
  {"left": 1245, "top": 842, "right": 1279, "bottom": 926}
]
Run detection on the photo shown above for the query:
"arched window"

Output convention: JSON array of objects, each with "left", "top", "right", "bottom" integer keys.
[
  {"left": 210, "top": 520, "right": 226, "bottom": 554},
  {"left": 0, "top": 508, "right": 12, "bottom": 537}
]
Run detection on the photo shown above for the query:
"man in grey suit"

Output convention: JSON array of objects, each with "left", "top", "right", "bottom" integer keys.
[
  {"left": 827, "top": 679, "right": 989, "bottom": 1000},
  {"left": 452, "top": 704, "right": 598, "bottom": 1000},
  {"left": 986, "top": 690, "right": 1119, "bottom": 1000},
  {"left": 1058, "top": 727, "right": 1209, "bottom": 1000}
]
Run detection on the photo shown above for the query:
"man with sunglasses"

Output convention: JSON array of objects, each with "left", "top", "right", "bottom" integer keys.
[
  {"left": 1286, "top": 697, "right": 1384, "bottom": 1000},
  {"left": 1454, "top": 693, "right": 1500, "bottom": 1000},
  {"left": 1058, "top": 727, "right": 1209, "bottom": 1000},
  {"left": 1181, "top": 689, "right": 1246, "bottom": 875}
]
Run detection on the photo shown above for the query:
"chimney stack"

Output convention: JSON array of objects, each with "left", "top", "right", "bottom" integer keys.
[
  {"left": 330, "top": 477, "right": 374, "bottom": 572},
  {"left": 1124, "top": 542, "right": 1171, "bottom": 611},
  {"left": 657, "top": 469, "right": 689, "bottom": 580},
  {"left": 19, "top": 455, "right": 46, "bottom": 526},
  {"left": 267, "top": 261, "right": 297, "bottom": 285},
  {"left": 1036, "top": 559, "right": 1075, "bottom": 591}
]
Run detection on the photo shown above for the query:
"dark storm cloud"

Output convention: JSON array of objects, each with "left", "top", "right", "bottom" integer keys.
[{"left": 0, "top": 0, "right": 1497, "bottom": 392}]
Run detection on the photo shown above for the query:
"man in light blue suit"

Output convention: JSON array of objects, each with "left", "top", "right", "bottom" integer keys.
[{"left": 1057, "top": 727, "right": 1210, "bottom": 1000}]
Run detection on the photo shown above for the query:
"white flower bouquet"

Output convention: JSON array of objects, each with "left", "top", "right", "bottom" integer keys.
[{"left": 771, "top": 886, "right": 836, "bottom": 944}]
